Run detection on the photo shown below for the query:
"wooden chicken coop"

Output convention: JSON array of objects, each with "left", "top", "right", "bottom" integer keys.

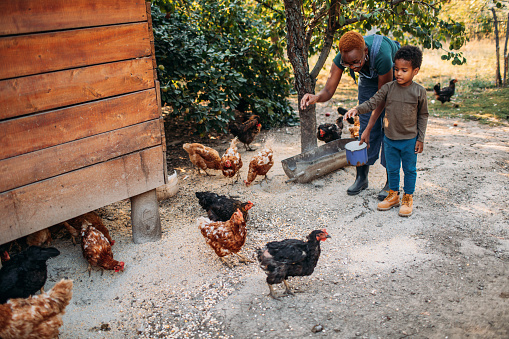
[{"left": 0, "top": 0, "right": 167, "bottom": 245}]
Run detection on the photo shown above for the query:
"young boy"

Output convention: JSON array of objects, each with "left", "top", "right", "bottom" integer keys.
[{"left": 344, "top": 46, "right": 428, "bottom": 217}]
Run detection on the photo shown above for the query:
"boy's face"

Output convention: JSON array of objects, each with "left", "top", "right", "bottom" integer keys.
[{"left": 394, "top": 59, "right": 419, "bottom": 87}]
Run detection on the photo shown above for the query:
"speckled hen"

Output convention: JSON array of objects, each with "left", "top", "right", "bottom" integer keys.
[
  {"left": 244, "top": 147, "right": 273, "bottom": 186},
  {"left": 220, "top": 138, "right": 243, "bottom": 182},
  {"left": 197, "top": 209, "right": 251, "bottom": 267},
  {"left": 80, "top": 221, "right": 124, "bottom": 275},
  {"left": 0, "top": 279, "right": 73, "bottom": 339}
]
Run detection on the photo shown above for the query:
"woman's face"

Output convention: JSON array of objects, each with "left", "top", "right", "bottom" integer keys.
[{"left": 340, "top": 46, "right": 368, "bottom": 72}]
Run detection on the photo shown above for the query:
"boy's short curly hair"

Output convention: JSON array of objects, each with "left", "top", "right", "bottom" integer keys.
[
  {"left": 338, "top": 31, "right": 365, "bottom": 53},
  {"left": 394, "top": 45, "right": 423, "bottom": 69}
]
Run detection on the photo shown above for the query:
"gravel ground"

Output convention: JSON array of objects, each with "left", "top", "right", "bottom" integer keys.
[{"left": 35, "top": 104, "right": 509, "bottom": 338}]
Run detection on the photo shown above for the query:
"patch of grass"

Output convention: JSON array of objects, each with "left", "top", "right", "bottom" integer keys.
[
  {"left": 307, "top": 39, "right": 508, "bottom": 125},
  {"left": 428, "top": 87, "right": 509, "bottom": 125}
]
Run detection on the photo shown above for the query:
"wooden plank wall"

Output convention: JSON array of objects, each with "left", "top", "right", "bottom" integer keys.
[{"left": 0, "top": 0, "right": 166, "bottom": 245}]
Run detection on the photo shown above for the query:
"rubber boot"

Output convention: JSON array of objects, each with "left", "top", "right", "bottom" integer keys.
[
  {"left": 377, "top": 170, "right": 390, "bottom": 201},
  {"left": 347, "top": 165, "right": 369, "bottom": 195}
]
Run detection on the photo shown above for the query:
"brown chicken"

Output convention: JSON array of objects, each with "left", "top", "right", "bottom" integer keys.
[
  {"left": 245, "top": 147, "right": 274, "bottom": 186},
  {"left": 197, "top": 209, "right": 251, "bottom": 267},
  {"left": 228, "top": 115, "right": 262, "bottom": 151},
  {"left": 347, "top": 115, "right": 360, "bottom": 138},
  {"left": 0, "top": 279, "right": 73, "bottom": 339},
  {"left": 221, "top": 138, "right": 243, "bottom": 181},
  {"left": 26, "top": 229, "right": 52, "bottom": 247},
  {"left": 183, "top": 143, "right": 222, "bottom": 175},
  {"left": 81, "top": 221, "right": 124, "bottom": 275},
  {"left": 64, "top": 211, "right": 113, "bottom": 246}
]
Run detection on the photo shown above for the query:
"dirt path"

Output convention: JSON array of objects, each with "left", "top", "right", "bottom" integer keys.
[{"left": 45, "top": 111, "right": 509, "bottom": 338}]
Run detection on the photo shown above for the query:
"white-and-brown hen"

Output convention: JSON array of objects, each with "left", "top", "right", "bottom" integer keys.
[
  {"left": 81, "top": 221, "right": 124, "bottom": 276},
  {"left": 197, "top": 209, "right": 251, "bottom": 267},
  {"left": 244, "top": 147, "right": 274, "bottom": 186},
  {"left": 220, "top": 138, "right": 243, "bottom": 182},
  {"left": 0, "top": 279, "right": 73, "bottom": 339},
  {"left": 183, "top": 143, "right": 222, "bottom": 175},
  {"left": 63, "top": 211, "right": 113, "bottom": 246}
]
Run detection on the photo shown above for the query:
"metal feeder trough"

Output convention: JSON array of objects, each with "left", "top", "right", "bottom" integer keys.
[{"left": 281, "top": 138, "right": 355, "bottom": 183}]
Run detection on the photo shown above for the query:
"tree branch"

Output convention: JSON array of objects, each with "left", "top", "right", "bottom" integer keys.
[{"left": 252, "top": 0, "right": 285, "bottom": 15}]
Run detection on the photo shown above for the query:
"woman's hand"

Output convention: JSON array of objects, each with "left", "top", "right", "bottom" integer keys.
[{"left": 300, "top": 94, "right": 319, "bottom": 110}]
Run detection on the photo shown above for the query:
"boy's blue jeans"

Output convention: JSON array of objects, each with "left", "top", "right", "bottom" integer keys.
[{"left": 383, "top": 136, "right": 418, "bottom": 195}]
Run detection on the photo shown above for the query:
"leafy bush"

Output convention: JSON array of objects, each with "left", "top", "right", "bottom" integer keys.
[{"left": 152, "top": 1, "right": 297, "bottom": 135}]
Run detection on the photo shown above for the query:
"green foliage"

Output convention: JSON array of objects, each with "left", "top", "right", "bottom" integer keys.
[
  {"left": 255, "top": 0, "right": 469, "bottom": 66},
  {"left": 151, "top": 1, "right": 296, "bottom": 135}
]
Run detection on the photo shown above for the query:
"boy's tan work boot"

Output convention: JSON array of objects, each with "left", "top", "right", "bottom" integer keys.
[
  {"left": 399, "top": 194, "right": 413, "bottom": 217},
  {"left": 377, "top": 190, "right": 400, "bottom": 211}
]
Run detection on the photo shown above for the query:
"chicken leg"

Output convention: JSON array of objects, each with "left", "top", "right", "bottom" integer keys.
[
  {"left": 220, "top": 257, "right": 234, "bottom": 268},
  {"left": 235, "top": 253, "right": 253, "bottom": 263},
  {"left": 283, "top": 280, "right": 295, "bottom": 296},
  {"left": 267, "top": 284, "right": 280, "bottom": 300}
]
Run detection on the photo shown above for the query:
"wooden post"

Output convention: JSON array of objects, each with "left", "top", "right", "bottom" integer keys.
[{"left": 130, "top": 189, "right": 162, "bottom": 244}]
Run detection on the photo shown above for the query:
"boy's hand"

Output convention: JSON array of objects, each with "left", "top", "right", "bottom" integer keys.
[
  {"left": 344, "top": 108, "right": 358, "bottom": 120},
  {"left": 360, "top": 129, "right": 370, "bottom": 148},
  {"left": 300, "top": 94, "right": 318, "bottom": 110},
  {"left": 415, "top": 140, "right": 424, "bottom": 153}
]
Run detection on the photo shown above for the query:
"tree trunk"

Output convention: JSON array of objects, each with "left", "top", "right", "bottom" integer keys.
[
  {"left": 503, "top": 13, "right": 509, "bottom": 87},
  {"left": 283, "top": 0, "right": 316, "bottom": 153},
  {"left": 491, "top": 8, "right": 502, "bottom": 87}
]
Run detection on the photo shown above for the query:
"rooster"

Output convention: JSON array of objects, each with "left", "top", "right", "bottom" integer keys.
[
  {"left": 434, "top": 79, "right": 458, "bottom": 104},
  {"left": 244, "top": 147, "right": 274, "bottom": 186},
  {"left": 0, "top": 279, "right": 73, "bottom": 339},
  {"left": 228, "top": 115, "right": 262, "bottom": 151},
  {"left": 197, "top": 209, "right": 251, "bottom": 267},
  {"left": 257, "top": 229, "right": 331, "bottom": 300},
  {"left": 81, "top": 221, "right": 124, "bottom": 276},
  {"left": 195, "top": 191, "right": 254, "bottom": 222},
  {"left": 183, "top": 143, "right": 222, "bottom": 175},
  {"left": 0, "top": 246, "right": 60, "bottom": 304},
  {"left": 220, "top": 138, "right": 243, "bottom": 182}
]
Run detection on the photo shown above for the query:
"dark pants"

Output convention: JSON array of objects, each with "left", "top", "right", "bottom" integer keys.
[{"left": 358, "top": 76, "right": 386, "bottom": 168}]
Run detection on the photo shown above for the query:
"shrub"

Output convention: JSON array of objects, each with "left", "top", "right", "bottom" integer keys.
[{"left": 152, "top": 1, "right": 297, "bottom": 135}]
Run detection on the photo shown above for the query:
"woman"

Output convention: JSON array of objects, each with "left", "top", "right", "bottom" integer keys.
[{"left": 301, "top": 31, "right": 399, "bottom": 200}]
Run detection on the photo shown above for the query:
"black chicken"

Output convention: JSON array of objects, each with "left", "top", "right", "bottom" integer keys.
[
  {"left": 318, "top": 109, "right": 345, "bottom": 143},
  {"left": 228, "top": 115, "right": 262, "bottom": 151},
  {"left": 256, "top": 229, "right": 331, "bottom": 300},
  {"left": 434, "top": 79, "right": 458, "bottom": 104},
  {"left": 0, "top": 246, "right": 60, "bottom": 304},
  {"left": 195, "top": 191, "right": 254, "bottom": 222},
  {"left": 317, "top": 123, "right": 341, "bottom": 143},
  {"left": 338, "top": 106, "right": 354, "bottom": 124}
]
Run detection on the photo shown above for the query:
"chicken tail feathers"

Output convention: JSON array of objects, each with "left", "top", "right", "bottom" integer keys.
[{"left": 47, "top": 279, "right": 73, "bottom": 312}]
